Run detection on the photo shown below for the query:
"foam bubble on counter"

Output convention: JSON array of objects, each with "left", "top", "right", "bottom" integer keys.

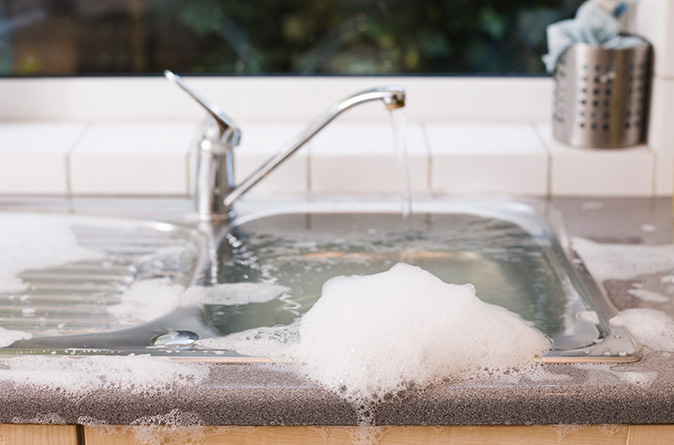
[
  {"left": 11, "top": 412, "right": 66, "bottom": 424},
  {"left": 0, "top": 327, "right": 32, "bottom": 347},
  {"left": 627, "top": 289, "right": 669, "bottom": 303},
  {"left": 619, "top": 308, "right": 674, "bottom": 352},
  {"left": 572, "top": 238, "right": 674, "bottom": 282},
  {"left": 0, "top": 355, "right": 209, "bottom": 398},
  {"left": 107, "top": 279, "right": 185, "bottom": 323},
  {"left": 641, "top": 224, "right": 656, "bottom": 233},
  {"left": 616, "top": 371, "right": 658, "bottom": 386},
  {"left": 609, "top": 315, "right": 624, "bottom": 327},
  {"left": 577, "top": 311, "right": 600, "bottom": 324},
  {"left": 580, "top": 201, "right": 604, "bottom": 210},
  {"left": 295, "top": 263, "right": 550, "bottom": 401},
  {"left": 0, "top": 213, "right": 103, "bottom": 292},
  {"left": 182, "top": 282, "right": 291, "bottom": 306}
]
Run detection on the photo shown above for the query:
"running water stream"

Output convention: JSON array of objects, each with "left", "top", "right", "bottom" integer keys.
[{"left": 389, "top": 108, "right": 412, "bottom": 229}]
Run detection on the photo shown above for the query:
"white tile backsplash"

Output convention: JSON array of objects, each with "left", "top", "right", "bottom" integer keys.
[
  {"left": 70, "top": 122, "right": 197, "bottom": 195},
  {"left": 233, "top": 124, "right": 309, "bottom": 197},
  {"left": 537, "top": 125, "right": 654, "bottom": 196},
  {"left": 0, "top": 123, "right": 85, "bottom": 194},
  {"left": 309, "top": 123, "right": 429, "bottom": 195},
  {"left": 634, "top": 0, "right": 674, "bottom": 78},
  {"left": 0, "top": 119, "right": 666, "bottom": 198},
  {"left": 646, "top": 77, "right": 674, "bottom": 195},
  {"left": 426, "top": 124, "right": 548, "bottom": 196}
]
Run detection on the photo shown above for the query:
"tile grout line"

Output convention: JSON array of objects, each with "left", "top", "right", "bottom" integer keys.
[
  {"left": 531, "top": 123, "right": 553, "bottom": 198},
  {"left": 306, "top": 141, "right": 312, "bottom": 195},
  {"left": 65, "top": 122, "right": 91, "bottom": 198},
  {"left": 419, "top": 122, "right": 433, "bottom": 196}
]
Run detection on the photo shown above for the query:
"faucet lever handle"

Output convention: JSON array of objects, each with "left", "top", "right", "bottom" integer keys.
[{"left": 164, "top": 70, "right": 241, "bottom": 145}]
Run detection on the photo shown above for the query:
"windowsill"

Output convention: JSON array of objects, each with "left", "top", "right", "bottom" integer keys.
[{"left": 0, "top": 76, "right": 554, "bottom": 123}]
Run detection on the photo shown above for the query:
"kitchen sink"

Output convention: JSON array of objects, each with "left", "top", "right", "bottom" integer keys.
[{"left": 0, "top": 197, "right": 640, "bottom": 363}]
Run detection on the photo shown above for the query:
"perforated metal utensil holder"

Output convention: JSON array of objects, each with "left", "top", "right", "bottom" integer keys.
[{"left": 553, "top": 40, "right": 652, "bottom": 148}]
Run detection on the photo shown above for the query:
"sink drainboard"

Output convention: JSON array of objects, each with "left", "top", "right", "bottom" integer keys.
[{"left": 1, "top": 225, "right": 194, "bottom": 334}]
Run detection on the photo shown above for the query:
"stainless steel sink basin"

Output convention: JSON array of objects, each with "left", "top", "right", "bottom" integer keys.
[{"left": 0, "top": 198, "right": 640, "bottom": 363}]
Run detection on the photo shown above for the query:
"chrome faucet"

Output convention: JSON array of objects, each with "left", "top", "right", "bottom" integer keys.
[{"left": 165, "top": 70, "right": 405, "bottom": 221}]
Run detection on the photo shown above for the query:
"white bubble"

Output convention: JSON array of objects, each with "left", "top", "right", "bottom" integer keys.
[
  {"left": 0, "top": 327, "right": 32, "bottom": 347},
  {"left": 107, "top": 279, "right": 185, "bottom": 323},
  {"left": 577, "top": 311, "right": 600, "bottom": 324},
  {"left": 620, "top": 308, "right": 674, "bottom": 352},
  {"left": 627, "top": 289, "right": 669, "bottom": 303}
]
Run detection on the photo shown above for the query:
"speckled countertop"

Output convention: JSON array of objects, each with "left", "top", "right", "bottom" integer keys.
[{"left": 1, "top": 196, "right": 673, "bottom": 426}]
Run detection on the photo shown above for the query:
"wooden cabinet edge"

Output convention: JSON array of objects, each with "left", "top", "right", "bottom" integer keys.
[
  {"left": 1, "top": 423, "right": 671, "bottom": 444},
  {"left": 0, "top": 424, "right": 79, "bottom": 445}
]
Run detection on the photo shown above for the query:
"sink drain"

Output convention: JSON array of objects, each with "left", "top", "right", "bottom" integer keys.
[{"left": 149, "top": 331, "right": 199, "bottom": 348}]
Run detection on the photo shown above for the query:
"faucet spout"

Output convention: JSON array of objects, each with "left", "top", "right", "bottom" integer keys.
[
  {"left": 223, "top": 85, "right": 406, "bottom": 209},
  {"left": 165, "top": 72, "right": 405, "bottom": 221}
]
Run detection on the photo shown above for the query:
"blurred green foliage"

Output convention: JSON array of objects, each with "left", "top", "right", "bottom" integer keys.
[
  {"left": 0, "top": 0, "right": 584, "bottom": 75},
  {"left": 153, "top": 0, "right": 583, "bottom": 75}
]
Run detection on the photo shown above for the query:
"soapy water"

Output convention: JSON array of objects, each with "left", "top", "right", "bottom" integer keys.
[
  {"left": 220, "top": 212, "right": 574, "bottom": 337},
  {"left": 198, "top": 263, "right": 551, "bottom": 406}
]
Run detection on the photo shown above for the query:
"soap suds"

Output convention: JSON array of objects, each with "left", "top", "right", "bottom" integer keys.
[
  {"left": 609, "top": 315, "right": 624, "bottom": 327},
  {"left": 10, "top": 412, "right": 66, "bottom": 425},
  {"left": 641, "top": 224, "right": 656, "bottom": 233},
  {"left": 616, "top": 371, "right": 657, "bottom": 386},
  {"left": 295, "top": 264, "right": 550, "bottom": 401},
  {"left": 182, "top": 282, "right": 290, "bottom": 306},
  {"left": 619, "top": 308, "right": 674, "bottom": 352},
  {"left": 89, "top": 423, "right": 257, "bottom": 445},
  {"left": 597, "top": 424, "right": 627, "bottom": 438},
  {"left": 107, "top": 279, "right": 185, "bottom": 323},
  {"left": 580, "top": 202, "right": 603, "bottom": 210},
  {"left": 577, "top": 311, "right": 599, "bottom": 325},
  {"left": 0, "top": 355, "right": 209, "bottom": 398},
  {"left": 197, "top": 321, "right": 300, "bottom": 357},
  {"left": 572, "top": 238, "right": 674, "bottom": 282},
  {"left": 551, "top": 424, "right": 587, "bottom": 441},
  {"left": 0, "top": 213, "right": 103, "bottom": 292},
  {"left": 627, "top": 289, "right": 669, "bottom": 303},
  {"left": 0, "top": 327, "right": 32, "bottom": 347}
]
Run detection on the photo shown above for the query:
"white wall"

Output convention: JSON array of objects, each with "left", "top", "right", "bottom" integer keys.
[{"left": 633, "top": 0, "right": 674, "bottom": 195}]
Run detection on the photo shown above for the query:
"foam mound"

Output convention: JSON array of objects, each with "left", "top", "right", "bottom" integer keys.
[{"left": 295, "top": 263, "right": 551, "bottom": 399}]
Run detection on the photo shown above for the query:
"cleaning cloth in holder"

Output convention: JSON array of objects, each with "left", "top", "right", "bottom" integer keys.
[{"left": 542, "top": 0, "right": 643, "bottom": 73}]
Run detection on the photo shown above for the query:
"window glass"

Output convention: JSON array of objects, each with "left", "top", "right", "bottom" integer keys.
[{"left": 0, "top": 0, "right": 583, "bottom": 76}]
